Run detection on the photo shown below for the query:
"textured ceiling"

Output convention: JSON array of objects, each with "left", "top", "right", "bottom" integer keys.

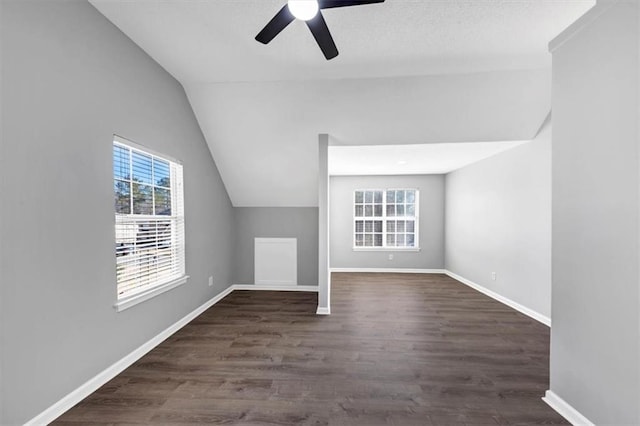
[
  {"left": 91, "top": 0, "right": 594, "bottom": 82},
  {"left": 90, "top": 0, "right": 594, "bottom": 206}
]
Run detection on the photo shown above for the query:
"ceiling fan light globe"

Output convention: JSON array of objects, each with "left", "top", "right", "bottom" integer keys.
[{"left": 288, "top": 0, "right": 319, "bottom": 21}]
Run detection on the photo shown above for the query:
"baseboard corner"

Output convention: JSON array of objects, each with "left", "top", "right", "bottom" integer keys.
[
  {"left": 542, "top": 390, "right": 594, "bottom": 426},
  {"left": 316, "top": 306, "right": 331, "bottom": 315}
]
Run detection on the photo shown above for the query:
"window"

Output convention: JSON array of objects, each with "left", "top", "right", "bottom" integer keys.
[
  {"left": 113, "top": 136, "right": 186, "bottom": 310},
  {"left": 354, "top": 189, "right": 418, "bottom": 249}
]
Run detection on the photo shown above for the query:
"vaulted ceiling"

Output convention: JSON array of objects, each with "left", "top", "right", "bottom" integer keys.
[{"left": 90, "top": 0, "right": 594, "bottom": 206}]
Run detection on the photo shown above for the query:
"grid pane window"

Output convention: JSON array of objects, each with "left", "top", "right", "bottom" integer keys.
[
  {"left": 354, "top": 189, "right": 418, "bottom": 249},
  {"left": 354, "top": 191, "right": 384, "bottom": 247},
  {"left": 113, "top": 138, "right": 185, "bottom": 301}
]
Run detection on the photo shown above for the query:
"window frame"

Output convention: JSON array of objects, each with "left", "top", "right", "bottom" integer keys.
[
  {"left": 112, "top": 135, "right": 188, "bottom": 312},
  {"left": 352, "top": 188, "right": 420, "bottom": 251}
]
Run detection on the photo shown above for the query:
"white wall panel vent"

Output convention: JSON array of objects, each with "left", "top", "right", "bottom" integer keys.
[{"left": 254, "top": 238, "right": 297, "bottom": 286}]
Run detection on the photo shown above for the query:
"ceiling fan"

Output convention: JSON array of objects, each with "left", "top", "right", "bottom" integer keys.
[{"left": 255, "top": 0, "right": 385, "bottom": 60}]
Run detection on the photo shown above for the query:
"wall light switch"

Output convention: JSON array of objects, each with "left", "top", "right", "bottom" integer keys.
[
  {"left": 491, "top": 272, "right": 497, "bottom": 281},
  {"left": 208, "top": 276, "right": 214, "bottom": 286},
  {"left": 388, "top": 254, "right": 394, "bottom": 261}
]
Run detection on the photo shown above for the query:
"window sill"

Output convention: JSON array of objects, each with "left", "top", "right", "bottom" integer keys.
[
  {"left": 114, "top": 275, "right": 190, "bottom": 312},
  {"left": 352, "top": 247, "right": 421, "bottom": 252}
]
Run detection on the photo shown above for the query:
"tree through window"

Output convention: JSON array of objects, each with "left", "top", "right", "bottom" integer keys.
[{"left": 113, "top": 137, "right": 185, "bottom": 302}]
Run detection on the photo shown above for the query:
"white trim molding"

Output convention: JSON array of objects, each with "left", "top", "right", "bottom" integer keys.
[
  {"left": 316, "top": 306, "right": 331, "bottom": 315},
  {"left": 542, "top": 390, "right": 595, "bottom": 426},
  {"left": 444, "top": 270, "right": 551, "bottom": 327},
  {"left": 114, "top": 275, "right": 189, "bottom": 312},
  {"left": 352, "top": 248, "right": 421, "bottom": 252},
  {"left": 26, "top": 285, "right": 234, "bottom": 426},
  {"left": 232, "top": 284, "right": 318, "bottom": 292},
  {"left": 26, "top": 284, "right": 320, "bottom": 425},
  {"left": 330, "top": 268, "right": 445, "bottom": 274}
]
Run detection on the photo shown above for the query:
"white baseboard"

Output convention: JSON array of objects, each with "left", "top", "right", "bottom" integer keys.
[
  {"left": 543, "top": 390, "right": 594, "bottom": 426},
  {"left": 25, "top": 285, "right": 235, "bottom": 426},
  {"left": 316, "top": 306, "right": 331, "bottom": 315},
  {"left": 232, "top": 284, "right": 319, "bottom": 292},
  {"left": 330, "top": 268, "right": 445, "bottom": 274},
  {"left": 25, "top": 283, "right": 320, "bottom": 425},
  {"left": 444, "top": 270, "right": 551, "bottom": 327}
]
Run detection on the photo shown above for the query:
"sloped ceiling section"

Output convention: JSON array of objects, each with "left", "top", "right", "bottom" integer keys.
[
  {"left": 186, "top": 68, "right": 550, "bottom": 206},
  {"left": 89, "top": 0, "right": 593, "bottom": 207}
]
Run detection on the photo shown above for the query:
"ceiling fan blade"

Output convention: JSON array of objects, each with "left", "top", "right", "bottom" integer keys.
[
  {"left": 255, "top": 5, "right": 295, "bottom": 44},
  {"left": 306, "top": 11, "right": 339, "bottom": 60},
  {"left": 319, "top": 0, "right": 385, "bottom": 10}
]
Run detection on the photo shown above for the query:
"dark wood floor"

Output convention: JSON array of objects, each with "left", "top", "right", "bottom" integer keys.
[{"left": 54, "top": 273, "right": 567, "bottom": 425}]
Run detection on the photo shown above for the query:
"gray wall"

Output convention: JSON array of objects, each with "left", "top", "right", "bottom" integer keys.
[
  {"left": 0, "top": 2, "right": 234, "bottom": 424},
  {"left": 233, "top": 208, "right": 319, "bottom": 286},
  {"left": 445, "top": 118, "right": 551, "bottom": 320},
  {"left": 330, "top": 175, "right": 445, "bottom": 269},
  {"left": 551, "top": 2, "right": 639, "bottom": 424}
]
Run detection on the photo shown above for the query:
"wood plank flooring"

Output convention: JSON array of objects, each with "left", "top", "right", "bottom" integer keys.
[{"left": 53, "top": 273, "right": 567, "bottom": 425}]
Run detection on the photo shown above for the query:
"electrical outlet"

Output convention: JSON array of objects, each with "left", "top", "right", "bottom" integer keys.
[
  {"left": 491, "top": 272, "right": 497, "bottom": 281},
  {"left": 388, "top": 254, "right": 394, "bottom": 261},
  {"left": 208, "top": 276, "right": 214, "bottom": 287}
]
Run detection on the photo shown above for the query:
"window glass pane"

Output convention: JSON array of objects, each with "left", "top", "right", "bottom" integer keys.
[
  {"left": 365, "top": 191, "right": 373, "bottom": 203},
  {"left": 114, "top": 139, "right": 185, "bottom": 303},
  {"left": 154, "top": 158, "right": 171, "bottom": 187},
  {"left": 157, "top": 224, "right": 172, "bottom": 250},
  {"left": 365, "top": 234, "right": 373, "bottom": 246},
  {"left": 132, "top": 183, "right": 153, "bottom": 214},
  {"left": 114, "top": 180, "right": 130, "bottom": 214},
  {"left": 136, "top": 221, "right": 158, "bottom": 248},
  {"left": 353, "top": 189, "right": 419, "bottom": 250},
  {"left": 365, "top": 221, "right": 373, "bottom": 232},
  {"left": 386, "top": 234, "right": 395, "bottom": 246},
  {"left": 131, "top": 151, "right": 153, "bottom": 185},
  {"left": 386, "top": 190, "right": 395, "bottom": 203},
  {"left": 406, "top": 220, "right": 415, "bottom": 233},
  {"left": 154, "top": 188, "right": 171, "bottom": 215},
  {"left": 113, "top": 145, "right": 130, "bottom": 180},
  {"left": 355, "top": 234, "right": 364, "bottom": 246}
]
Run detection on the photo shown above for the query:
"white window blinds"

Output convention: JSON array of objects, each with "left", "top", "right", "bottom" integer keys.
[{"left": 113, "top": 139, "right": 185, "bottom": 300}]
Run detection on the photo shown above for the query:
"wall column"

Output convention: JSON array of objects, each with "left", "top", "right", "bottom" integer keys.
[{"left": 317, "top": 134, "right": 330, "bottom": 314}]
